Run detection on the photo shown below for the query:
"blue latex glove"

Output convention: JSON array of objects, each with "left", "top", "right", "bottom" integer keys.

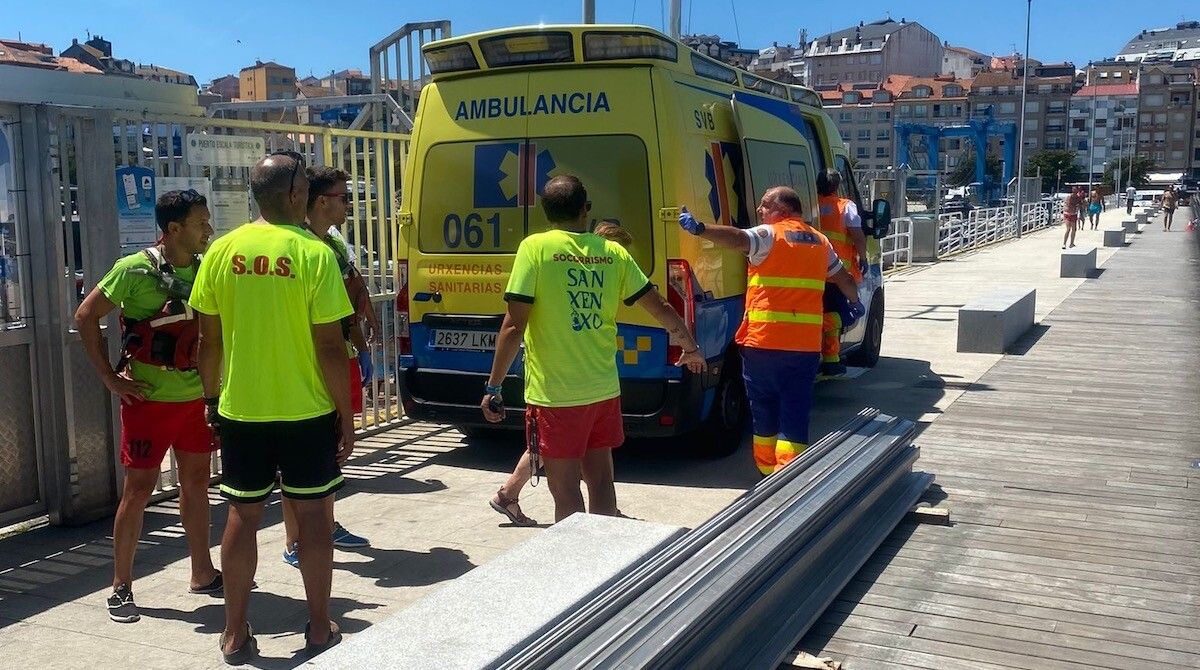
[
  {"left": 678, "top": 206, "right": 706, "bottom": 236},
  {"left": 357, "top": 350, "right": 373, "bottom": 387},
  {"left": 843, "top": 301, "right": 866, "bottom": 329}
]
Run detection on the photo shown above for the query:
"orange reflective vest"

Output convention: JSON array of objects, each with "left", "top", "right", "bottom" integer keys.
[
  {"left": 818, "top": 195, "right": 861, "bottom": 282},
  {"left": 735, "top": 218, "right": 831, "bottom": 353}
]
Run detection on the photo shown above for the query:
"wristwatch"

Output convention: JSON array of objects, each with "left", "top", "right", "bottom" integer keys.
[{"left": 484, "top": 383, "right": 503, "bottom": 397}]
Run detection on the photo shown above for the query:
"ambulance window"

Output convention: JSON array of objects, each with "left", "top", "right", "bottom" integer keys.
[
  {"left": 525, "top": 135, "right": 654, "bottom": 272},
  {"left": 743, "top": 139, "right": 818, "bottom": 224},
  {"left": 835, "top": 155, "right": 862, "bottom": 209},
  {"left": 418, "top": 140, "right": 528, "bottom": 254},
  {"left": 799, "top": 116, "right": 828, "bottom": 174}
]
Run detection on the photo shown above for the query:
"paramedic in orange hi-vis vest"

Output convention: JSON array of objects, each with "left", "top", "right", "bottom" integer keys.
[
  {"left": 679, "top": 186, "right": 863, "bottom": 476},
  {"left": 815, "top": 169, "right": 868, "bottom": 377}
]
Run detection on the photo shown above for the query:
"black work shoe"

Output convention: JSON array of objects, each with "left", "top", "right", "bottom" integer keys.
[
  {"left": 107, "top": 583, "right": 139, "bottom": 623},
  {"left": 820, "top": 361, "right": 848, "bottom": 377}
]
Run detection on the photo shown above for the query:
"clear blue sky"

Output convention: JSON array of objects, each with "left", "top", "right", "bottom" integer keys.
[{"left": 6, "top": 1, "right": 1197, "bottom": 83}]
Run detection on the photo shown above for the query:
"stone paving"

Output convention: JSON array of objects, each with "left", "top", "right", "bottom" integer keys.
[{"left": 0, "top": 204, "right": 1166, "bottom": 668}]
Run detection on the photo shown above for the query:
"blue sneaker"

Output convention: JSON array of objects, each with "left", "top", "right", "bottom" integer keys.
[
  {"left": 283, "top": 541, "right": 300, "bottom": 568},
  {"left": 331, "top": 522, "right": 369, "bottom": 549}
]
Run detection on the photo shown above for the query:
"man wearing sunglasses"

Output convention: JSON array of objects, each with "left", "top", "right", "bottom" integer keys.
[
  {"left": 76, "top": 189, "right": 220, "bottom": 623},
  {"left": 277, "top": 166, "right": 375, "bottom": 568},
  {"left": 190, "top": 151, "right": 354, "bottom": 662}
]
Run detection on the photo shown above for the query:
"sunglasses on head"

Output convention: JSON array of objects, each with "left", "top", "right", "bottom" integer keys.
[{"left": 178, "top": 188, "right": 204, "bottom": 203}]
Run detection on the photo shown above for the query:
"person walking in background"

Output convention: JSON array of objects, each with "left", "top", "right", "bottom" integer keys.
[
  {"left": 481, "top": 176, "right": 704, "bottom": 523},
  {"left": 1087, "top": 187, "right": 1104, "bottom": 230},
  {"left": 75, "top": 190, "right": 221, "bottom": 623},
  {"left": 1063, "top": 186, "right": 1082, "bottom": 249},
  {"left": 190, "top": 152, "right": 354, "bottom": 664},
  {"left": 488, "top": 220, "right": 636, "bottom": 527},
  {"left": 1125, "top": 183, "right": 1137, "bottom": 215},
  {"left": 678, "top": 186, "right": 863, "bottom": 476},
  {"left": 1162, "top": 188, "right": 1177, "bottom": 231},
  {"left": 815, "top": 170, "right": 867, "bottom": 377},
  {"left": 279, "top": 166, "right": 372, "bottom": 568}
]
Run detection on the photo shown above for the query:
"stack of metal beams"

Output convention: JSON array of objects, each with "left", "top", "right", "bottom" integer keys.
[{"left": 494, "top": 408, "right": 932, "bottom": 670}]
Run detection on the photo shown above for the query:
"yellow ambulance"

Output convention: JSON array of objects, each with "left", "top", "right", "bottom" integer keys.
[{"left": 396, "top": 25, "right": 891, "bottom": 453}]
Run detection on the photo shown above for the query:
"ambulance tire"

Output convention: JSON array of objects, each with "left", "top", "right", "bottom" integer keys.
[
  {"left": 846, "top": 291, "right": 884, "bottom": 368},
  {"left": 695, "top": 350, "right": 747, "bottom": 458}
]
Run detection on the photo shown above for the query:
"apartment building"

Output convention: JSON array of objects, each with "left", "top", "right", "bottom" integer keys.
[
  {"left": 942, "top": 45, "right": 987, "bottom": 79},
  {"left": 1116, "top": 21, "right": 1200, "bottom": 64},
  {"left": 819, "top": 75, "right": 971, "bottom": 171},
  {"left": 1135, "top": 63, "right": 1198, "bottom": 176},
  {"left": 968, "top": 68, "right": 1075, "bottom": 157},
  {"left": 1068, "top": 83, "right": 1139, "bottom": 179},
  {"left": 238, "top": 60, "right": 297, "bottom": 101},
  {"left": 804, "top": 18, "right": 942, "bottom": 87}
]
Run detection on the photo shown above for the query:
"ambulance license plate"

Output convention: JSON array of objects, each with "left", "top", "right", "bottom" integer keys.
[{"left": 430, "top": 329, "right": 497, "bottom": 352}]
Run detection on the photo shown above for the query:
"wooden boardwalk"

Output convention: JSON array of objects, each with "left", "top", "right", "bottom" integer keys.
[{"left": 801, "top": 213, "right": 1200, "bottom": 670}]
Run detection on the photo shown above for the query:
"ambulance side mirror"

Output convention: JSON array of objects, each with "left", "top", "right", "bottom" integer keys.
[{"left": 869, "top": 198, "right": 892, "bottom": 239}]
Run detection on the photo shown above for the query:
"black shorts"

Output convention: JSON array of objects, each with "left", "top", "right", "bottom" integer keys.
[{"left": 217, "top": 412, "right": 344, "bottom": 503}]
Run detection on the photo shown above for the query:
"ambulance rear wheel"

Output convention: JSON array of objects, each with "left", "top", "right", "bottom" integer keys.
[
  {"left": 696, "top": 352, "right": 747, "bottom": 458},
  {"left": 846, "top": 291, "right": 884, "bottom": 368}
]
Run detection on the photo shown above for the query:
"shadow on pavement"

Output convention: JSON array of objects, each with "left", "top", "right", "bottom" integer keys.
[{"left": 334, "top": 545, "right": 474, "bottom": 588}]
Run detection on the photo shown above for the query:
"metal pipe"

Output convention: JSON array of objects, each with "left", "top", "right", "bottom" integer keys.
[
  {"left": 1014, "top": 0, "right": 1031, "bottom": 238},
  {"left": 669, "top": 0, "right": 682, "bottom": 38},
  {"left": 582, "top": 0, "right": 595, "bottom": 24}
]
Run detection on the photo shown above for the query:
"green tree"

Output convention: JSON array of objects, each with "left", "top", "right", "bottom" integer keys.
[
  {"left": 947, "top": 148, "right": 1002, "bottom": 187},
  {"left": 1023, "top": 149, "right": 1082, "bottom": 193},
  {"left": 1102, "top": 155, "right": 1156, "bottom": 189}
]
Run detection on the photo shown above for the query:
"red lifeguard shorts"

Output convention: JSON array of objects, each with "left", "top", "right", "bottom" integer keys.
[
  {"left": 119, "top": 398, "right": 216, "bottom": 470},
  {"left": 525, "top": 397, "right": 624, "bottom": 460}
]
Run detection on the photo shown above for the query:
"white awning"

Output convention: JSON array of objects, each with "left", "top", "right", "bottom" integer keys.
[{"left": 1146, "top": 172, "right": 1184, "bottom": 184}]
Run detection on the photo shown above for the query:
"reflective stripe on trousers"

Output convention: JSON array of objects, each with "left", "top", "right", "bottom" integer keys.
[{"left": 742, "top": 347, "right": 820, "bottom": 476}]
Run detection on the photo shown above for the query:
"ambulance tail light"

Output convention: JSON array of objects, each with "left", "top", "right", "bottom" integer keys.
[
  {"left": 665, "top": 259, "right": 696, "bottom": 365},
  {"left": 396, "top": 260, "right": 411, "bottom": 356}
]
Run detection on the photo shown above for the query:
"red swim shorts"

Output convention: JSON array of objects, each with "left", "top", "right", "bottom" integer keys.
[
  {"left": 525, "top": 397, "right": 624, "bottom": 460},
  {"left": 120, "top": 398, "right": 216, "bottom": 470},
  {"left": 349, "top": 356, "right": 363, "bottom": 415}
]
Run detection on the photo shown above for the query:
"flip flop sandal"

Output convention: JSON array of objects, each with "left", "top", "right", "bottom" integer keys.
[
  {"left": 219, "top": 622, "right": 257, "bottom": 666},
  {"left": 189, "top": 572, "right": 223, "bottom": 595},
  {"left": 489, "top": 489, "right": 537, "bottom": 527},
  {"left": 304, "top": 620, "right": 343, "bottom": 657}
]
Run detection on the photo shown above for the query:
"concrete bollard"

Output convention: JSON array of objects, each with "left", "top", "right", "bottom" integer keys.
[
  {"left": 1122, "top": 219, "right": 1138, "bottom": 234},
  {"left": 1060, "top": 246, "right": 1096, "bottom": 278},
  {"left": 1135, "top": 212, "right": 1148, "bottom": 225},
  {"left": 957, "top": 288, "right": 1036, "bottom": 353},
  {"left": 1103, "top": 228, "right": 1126, "bottom": 247}
]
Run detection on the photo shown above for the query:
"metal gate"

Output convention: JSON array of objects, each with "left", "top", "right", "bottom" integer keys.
[{"left": 0, "top": 102, "right": 411, "bottom": 527}]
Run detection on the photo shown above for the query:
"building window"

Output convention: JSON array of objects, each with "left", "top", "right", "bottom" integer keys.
[
  {"left": 1171, "top": 150, "right": 1184, "bottom": 161},
  {"left": 858, "top": 111, "right": 871, "bottom": 122},
  {"left": 841, "top": 131, "right": 850, "bottom": 141},
  {"left": 1026, "top": 118, "right": 1039, "bottom": 130},
  {"left": 876, "top": 109, "right": 891, "bottom": 121},
  {"left": 1077, "top": 140, "right": 1088, "bottom": 150},
  {"left": 944, "top": 85, "right": 962, "bottom": 97},
  {"left": 947, "top": 138, "right": 961, "bottom": 150},
  {"left": 1195, "top": 148, "right": 1200, "bottom": 161},
  {"left": 856, "top": 147, "right": 869, "bottom": 158},
  {"left": 1095, "top": 118, "right": 1107, "bottom": 128},
  {"left": 912, "top": 105, "right": 928, "bottom": 117},
  {"left": 1146, "top": 74, "right": 1163, "bottom": 84},
  {"left": 978, "top": 86, "right": 994, "bottom": 95},
  {"left": 1047, "top": 102, "right": 1066, "bottom": 113},
  {"left": 1154, "top": 131, "right": 1166, "bottom": 142},
  {"left": 858, "top": 129, "right": 871, "bottom": 141},
  {"left": 1140, "top": 113, "right": 1153, "bottom": 125},
  {"left": 875, "top": 147, "right": 889, "bottom": 157},
  {"left": 911, "top": 86, "right": 932, "bottom": 98},
  {"left": 1025, "top": 101, "right": 1040, "bottom": 113},
  {"left": 839, "top": 111, "right": 852, "bottom": 122},
  {"left": 1143, "top": 94, "right": 1164, "bottom": 106},
  {"left": 1154, "top": 151, "right": 1164, "bottom": 161},
  {"left": 876, "top": 129, "right": 891, "bottom": 140},
  {"left": 1173, "top": 131, "right": 1185, "bottom": 140},
  {"left": 1038, "top": 84, "right": 1051, "bottom": 94},
  {"left": 870, "top": 54, "right": 881, "bottom": 64},
  {"left": 1072, "top": 118, "right": 1087, "bottom": 130},
  {"left": 1154, "top": 113, "right": 1167, "bottom": 124},
  {"left": 999, "top": 102, "right": 1016, "bottom": 114}
]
